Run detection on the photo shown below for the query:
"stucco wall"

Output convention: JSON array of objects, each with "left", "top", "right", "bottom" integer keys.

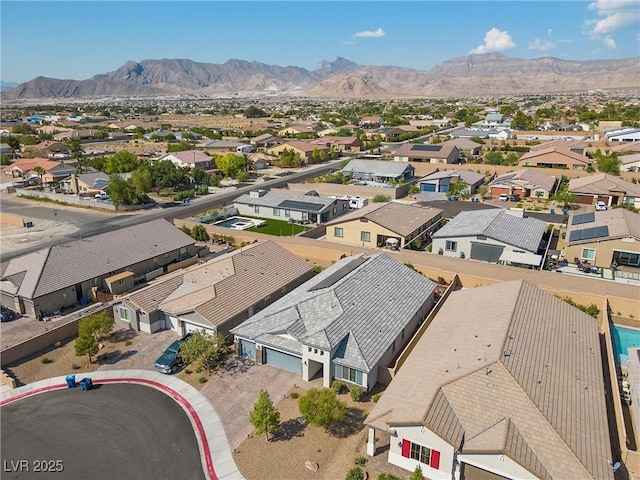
[
  {"left": 391, "top": 425, "right": 454, "bottom": 479},
  {"left": 565, "top": 237, "right": 639, "bottom": 268},
  {"left": 327, "top": 220, "right": 403, "bottom": 248}
]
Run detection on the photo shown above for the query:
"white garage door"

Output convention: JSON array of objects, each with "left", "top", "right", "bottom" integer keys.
[{"left": 184, "top": 321, "right": 212, "bottom": 335}]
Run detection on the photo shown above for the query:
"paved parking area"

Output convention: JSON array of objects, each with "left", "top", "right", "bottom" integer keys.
[{"left": 97, "top": 329, "right": 179, "bottom": 372}]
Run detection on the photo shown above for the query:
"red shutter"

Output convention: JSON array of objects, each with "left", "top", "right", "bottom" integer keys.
[
  {"left": 430, "top": 449, "right": 440, "bottom": 469},
  {"left": 401, "top": 439, "right": 411, "bottom": 458}
]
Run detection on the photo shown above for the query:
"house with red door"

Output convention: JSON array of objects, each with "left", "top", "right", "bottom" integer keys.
[{"left": 364, "top": 279, "right": 612, "bottom": 480}]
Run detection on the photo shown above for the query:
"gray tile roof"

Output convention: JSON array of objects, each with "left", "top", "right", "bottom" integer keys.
[
  {"left": 365, "top": 280, "right": 612, "bottom": 480},
  {"left": 431, "top": 209, "right": 546, "bottom": 252},
  {"left": 418, "top": 169, "right": 485, "bottom": 185},
  {"left": 324, "top": 202, "right": 442, "bottom": 237},
  {"left": 0, "top": 219, "right": 195, "bottom": 299},
  {"left": 233, "top": 191, "right": 336, "bottom": 211},
  {"left": 122, "top": 241, "right": 313, "bottom": 328},
  {"left": 231, "top": 253, "right": 436, "bottom": 372},
  {"left": 341, "top": 159, "right": 413, "bottom": 177}
]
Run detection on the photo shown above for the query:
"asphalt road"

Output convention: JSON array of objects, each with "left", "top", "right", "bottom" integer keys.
[
  {"left": 1, "top": 159, "right": 343, "bottom": 260},
  {"left": 0, "top": 383, "right": 205, "bottom": 480}
]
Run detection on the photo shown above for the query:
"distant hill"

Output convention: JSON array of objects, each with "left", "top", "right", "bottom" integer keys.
[
  {"left": 4, "top": 54, "right": 639, "bottom": 99},
  {"left": 1, "top": 81, "right": 18, "bottom": 93}
]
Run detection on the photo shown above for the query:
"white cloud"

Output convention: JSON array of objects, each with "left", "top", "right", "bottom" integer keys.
[
  {"left": 528, "top": 38, "right": 556, "bottom": 51},
  {"left": 469, "top": 28, "right": 516, "bottom": 54},
  {"left": 342, "top": 40, "right": 355, "bottom": 46},
  {"left": 603, "top": 35, "right": 617, "bottom": 48},
  {"left": 586, "top": 0, "right": 639, "bottom": 35},
  {"left": 353, "top": 28, "right": 386, "bottom": 38}
]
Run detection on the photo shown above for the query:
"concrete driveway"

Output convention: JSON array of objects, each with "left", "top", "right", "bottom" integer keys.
[{"left": 97, "top": 329, "right": 180, "bottom": 372}]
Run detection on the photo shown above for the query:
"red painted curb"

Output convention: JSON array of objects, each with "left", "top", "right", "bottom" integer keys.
[{"left": 0, "top": 378, "right": 218, "bottom": 480}]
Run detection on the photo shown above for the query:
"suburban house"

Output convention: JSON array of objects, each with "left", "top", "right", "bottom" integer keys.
[
  {"left": 393, "top": 143, "right": 460, "bottom": 164},
  {"left": 324, "top": 202, "right": 443, "bottom": 249},
  {"left": 278, "top": 122, "right": 323, "bottom": 136},
  {"left": 245, "top": 153, "right": 271, "bottom": 170},
  {"left": 431, "top": 210, "right": 548, "bottom": 268},
  {"left": 197, "top": 139, "right": 247, "bottom": 154},
  {"left": 439, "top": 138, "right": 483, "bottom": 157},
  {"left": 471, "top": 111, "right": 511, "bottom": 129},
  {"left": 564, "top": 209, "right": 640, "bottom": 269},
  {"left": 113, "top": 241, "right": 315, "bottom": 336},
  {"left": 250, "top": 133, "right": 281, "bottom": 149},
  {"left": 416, "top": 169, "right": 485, "bottom": 196},
  {"left": 0, "top": 219, "right": 197, "bottom": 320},
  {"left": 447, "top": 128, "right": 489, "bottom": 139},
  {"left": 619, "top": 153, "right": 640, "bottom": 172},
  {"left": 605, "top": 127, "right": 640, "bottom": 142},
  {"left": 3, "top": 158, "right": 76, "bottom": 184},
  {"left": 341, "top": 159, "right": 415, "bottom": 184},
  {"left": 364, "top": 280, "right": 612, "bottom": 480},
  {"left": 53, "top": 129, "right": 97, "bottom": 142},
  {"left": 60, "top": 170, "right": 129, "bottom": 196},
  {"left": 143, "top": 129, "right": 175, "bottom": 141},
  {"left": 0, "top": 143, "right": 11, "bottom": 155},
  {"left": 487, "top": 129, "right": 512, "bottom": 140},
  {"left": 517, "top": 147, "right": 592, "bottom": 170},
  {"left": 155, "top": 150, "right": 213, "bottom": 170},
  {"left": 359, "top": 115, "right": 384, "bottom": 127},
  {"left": 488, "top": 169, "right": 557, "bottom": 199},
  {"left": 568, "top": 173, "right": 640, "bottom": 208},
  {"left": 308, "top": 136, "right": 364, "bottom": 153},
  {"left": 267, "top": 140, "right": 330, "bottom": 164},
  {"left": 365, "top": 127, "right": 406, "bottom": 142},
  {"left": 233, "top": 189, "right": 349, "bottom": 224},
  {"left": 231, "top": 253, "right": 437, "bottom": 390}
]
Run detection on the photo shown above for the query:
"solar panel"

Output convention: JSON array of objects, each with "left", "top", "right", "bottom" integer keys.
[
  {"left": 568, "top": 230, "right": 584, "bottom": 242},
  {"left": 411, "top": 144, "right": 442, "bottom": 152},
  {"left": 278, "top": 200, "right": 325, "bottom": 212},
  {"left": 568, "top": 225, "right": 609, "bottom": 242},
  {"left": 571, "top": 212, "right": 595, "bottom": 225}
]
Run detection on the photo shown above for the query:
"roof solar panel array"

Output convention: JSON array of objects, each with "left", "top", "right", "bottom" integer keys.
[{"left": 568, "top": 225, "right": 609, "bottom": 242}]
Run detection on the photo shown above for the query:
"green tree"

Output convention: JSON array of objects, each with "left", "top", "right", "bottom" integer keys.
[
  {"left": 410, "top": 465, "right": 424, "bottom": 480},
  {"left": 276, "top": 148, "right": 303, "bottom": 168},
  {"left": 180, "top": 331, "right": 230, "bottom": 371},
  {"left": 249, "top": 389, "right": 280, "bottom": 441},
  {"left": 104, "top": 150, "right": 140, "bottom": 174},
  {"left": 79, "top": 311, "right": 115, "bottom": 342},
  {"left": 33, "top": 166, "right": 46, "bottom": 185},
  {"left": 477, "top": 184, "right": 489, "bottom": 200},
  {"left": 130, "top": 167, "right": 152, "bottom": 195},
  {"left": 74, "top": 330, "right": 98, "bottom": 363},
  {"left": 5, "top": 135, "right": 20, "bottom": 152},
  {"left": 484, "top": 151, "right": 504, "bottom": 165},
  {"left": 593, "top": 150, "right": 621, "bottom": 174},
  {"left": 245, "top": 106, "right": 267, "bottom": 118},
  {"left": 215, "top": 153, "right": 245, "bottom": 178},
  {"left": 105, "top": 174, "right": 140, "bottom": 206},
  {"left": 67, "top": 137, "right": 87, "bottom": 173},
  {"left": 191, "top": 224, "right": 210, "bottom": 242},
  {"left": 345, "top": 468, "right": 365, "bottom": 480},
  {"left": 552, "top": 190, "right": 576, "bottom": 209},
  {"left": 511, "top": 110, "right": 535, "bottom": 130},
  {"left": 298, "top": 388, "right": 346, "bottom": 427},
  {"left": 448, "top": 180, "right": 468, "bottom": 197}
]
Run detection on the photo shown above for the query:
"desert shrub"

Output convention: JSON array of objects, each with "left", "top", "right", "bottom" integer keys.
[
  {"left": 377, "top": 474, "right": 402, "bottom": 480},
  {"left": 195, "top": 366, "right": 202, "bottom": 374},
  {"left": 54, "top": 341, "right": 62, "bottom": 348},
  {"left": 71, "top": 363, "right": 80, "bottom": 370},
  {"left": 346, "top": 467, "right": 364, "bottom": 480},
  {"left": 290, "top": 392, "right": 300, "bottom": 399},
  {"left": 198, "top": 376, "right": 207, "bottom": 384},
  {"left": 41, "top": 356, "right": 52, "bottom": 364},
  {"left": 350, "top": 386, "right": 363, "bottom": 402},
  {"left": 332, "top": 380, "right": 346, "bottom": 394},
  {"left": 372, "top": 393, "right": 381, "bottom": 403},
  {"left": 354, "top": 456, "right": 367, "bottom": 466},
  {"left": 124, "top": 340, "right": 132, "bottom": 346}
]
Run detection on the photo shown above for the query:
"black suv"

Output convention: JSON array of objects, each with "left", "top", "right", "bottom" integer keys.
[
  {"left": 0, "top": 306, "right": 17, "bottom": 322},
  {"left": 509, "top": 194, "right": 521, "bottom": 202}
]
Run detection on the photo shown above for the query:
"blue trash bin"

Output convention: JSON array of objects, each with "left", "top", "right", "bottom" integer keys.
[
  {"left": 65, "top": 374, "right": 76, "bottom": 389},
  {"left": 79, "top": 378, "right": 92, "bottom": 391},
  {"left": 550, "top": 208, "right": 555, "bottom": 215}
]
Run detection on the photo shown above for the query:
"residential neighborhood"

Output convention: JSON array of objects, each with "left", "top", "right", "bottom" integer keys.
[{"left": 1, "top": 92, "right": 639, "bottom": 480}]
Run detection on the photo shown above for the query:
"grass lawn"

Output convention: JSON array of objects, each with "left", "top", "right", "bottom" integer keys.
[{"left": 246, "top": 217, "right": 311, "bottom": 236}]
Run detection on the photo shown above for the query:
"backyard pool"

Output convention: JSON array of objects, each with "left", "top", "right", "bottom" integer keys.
[
  {"left": 611, "top": 324, "right": 640, "bottom": 367},
  {"left": 212, "top": 216, "right": 266, "bottom": 230}
]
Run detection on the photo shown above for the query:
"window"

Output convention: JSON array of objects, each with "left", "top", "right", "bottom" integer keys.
[
  {"left": 119, "top": 307, "right": 131, "bottom": 321},
  {"left": 334, "top": 365, "right": 363, "bottom": 385},
  {"left": 361, "top": 231, "right": 371, "bottom": 242},
  {"left": 581, "top": 248, "right": 596, "bottom": 261},
  {"left": 302, "top": 212, "right": 308, "bottom": 220},
  {"left": 284, "top": 209, "right": 290, "bottom": 217},
  {"left": 401, "top": 440, "right": 440, "bottom": 470},
  {"left": 445, "top": 240, "right": 457, "bottom": 252},
  {"left": 618, "top": 251, "right": 640, "bottom": 266},
  {"left": 334, "top": 227, "right": 344, "bottom": 238},
  {"left": 273, "top": 208, "right": 281, "bottom": 216},
  {"left": 254, "top": 205, "right": 260, "bottom": 214}
]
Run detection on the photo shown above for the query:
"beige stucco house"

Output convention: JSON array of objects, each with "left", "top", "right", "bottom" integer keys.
[{"left": 518, "top": 147, "right": 592, "bottom": 170}]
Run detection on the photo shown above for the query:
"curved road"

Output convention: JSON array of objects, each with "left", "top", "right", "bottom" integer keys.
[{"left": 1, "top": 160, "right": 343, "bottom": 261}]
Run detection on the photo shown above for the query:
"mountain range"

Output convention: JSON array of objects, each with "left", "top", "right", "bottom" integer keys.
[{"left": 4, "top": 53, "right": 639, "bottom": 99}]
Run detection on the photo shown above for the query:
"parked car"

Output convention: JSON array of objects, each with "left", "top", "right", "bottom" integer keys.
[
  {"left": 510, "top": 194, "right": 521, "bottom": 202},
  {"left": 499, "top": 193, "right": 509, "bottom": 202},
  {"left": 0, "top": 306, "right": 17, "bottom": 322},
  {"left": 595, "top": 201, "right": 607, "bottom": 211},
  {"left": 154, "top": 333, "right": 192, "bottom": 374}
]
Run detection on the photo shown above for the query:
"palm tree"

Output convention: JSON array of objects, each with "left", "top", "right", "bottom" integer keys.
[{"left": 32, "top": 166, "right": 46, "bottom": 186}]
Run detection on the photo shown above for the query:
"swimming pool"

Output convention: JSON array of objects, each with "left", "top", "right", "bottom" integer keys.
[
  {"left": 212, "top": 216, "right": 266, "bottom": 230},
  {"left": 611, "top": 324, "right": 640, "bottom": 366}
]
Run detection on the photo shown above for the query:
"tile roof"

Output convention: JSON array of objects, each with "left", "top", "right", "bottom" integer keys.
[
  {"left": 365, "top": 280, "right": 612, "bottom": 480},
  {"left": 393, "top": 143, "right": 457, "bottom": 159},
  {"left": 431, "top": 209, "right": 546, "bottom": 252},
  {"left": 489, "top": 168, "right": 557, "bottom": 193},
  {"left": 159, "top": 150, "right": 211, "bottom": 165},
  {"left": 0, "top": 219, "right": 195, "bottom": 299},
  {"left": 324, "top": 202, "right": 442, "bottom": 237},
  {"left": 418, "top": 169, "right": 485, "bottom": 185},
  {"left": 231, "top": 253, "right": 436, "bottom": 372},
  {"left": 5, "top": 158, "right": 64, "bottom": 173},
  {"left": 122, "top": 241, "right": 313, "bottom": 328},
  {"left": 518, "top": 147, "right": 591, "bottom": 165},
  {"left": 233, "top": 191, "right": 336, "bottom": 211},
  {"left": 566, "top": 208, "right": 640, "bottom": 242},
  {"left": 341, "top": 159, "right": 413, "bottom": 176},
  {"left": 440, "top": 138, "right": 483, "bottom": 149},
  {"left": 568, "top": 173, "right": 640, "bottom": 197}
]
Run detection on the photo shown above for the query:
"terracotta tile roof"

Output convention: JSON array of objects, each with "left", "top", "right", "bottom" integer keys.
[{"left": 568, "top": 172, "right": 640, "bottom": 197}]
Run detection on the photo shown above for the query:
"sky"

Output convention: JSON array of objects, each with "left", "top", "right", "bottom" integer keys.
[{"left": 1, "top": 0, "right": 639, "bottom": 84}]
